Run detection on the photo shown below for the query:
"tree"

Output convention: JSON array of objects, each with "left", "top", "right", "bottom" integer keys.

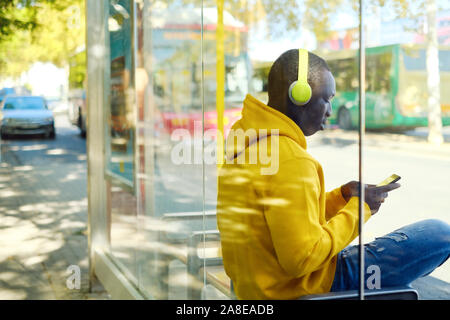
[
  {"left": 0, "top": 0, "right": 39, "bottom": 42},
  {"left": 0, "top": 0, "right": 85, "bottom": 78}
]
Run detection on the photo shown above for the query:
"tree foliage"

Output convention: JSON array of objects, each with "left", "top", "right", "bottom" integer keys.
[
  {"left": 0, "top": 0, "right": 39, "bottom": 41},
  {"left": 0, "top": 0, "right": 85, "bottom": 78}
]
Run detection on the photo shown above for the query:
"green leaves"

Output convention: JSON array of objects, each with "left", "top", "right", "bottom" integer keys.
[
  {"left": 0, "top": 1, "right": 37, "bottom": 40},
  {"left": 0, "top": 0, "right": 85, "bottom": 77}
]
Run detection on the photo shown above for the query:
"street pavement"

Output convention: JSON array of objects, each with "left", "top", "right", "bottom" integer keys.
[
  {"left": 0, "top": 115, "right": 449, "bottom": 299},
  {"left": 0, "top": 114, "right": 109, "bottom": 299}
]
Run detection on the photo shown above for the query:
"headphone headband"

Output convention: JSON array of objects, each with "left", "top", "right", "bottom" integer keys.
[
  {"left": 288, "top": 48, "right": 312, "bottom": 106},
  {"left": 298, "top": 49, "right": 308, "bottom": 84}
]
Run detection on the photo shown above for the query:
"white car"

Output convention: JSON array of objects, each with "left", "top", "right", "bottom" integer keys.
[{"left": 0, "top": 96, "right": 55, "bottom": 139}]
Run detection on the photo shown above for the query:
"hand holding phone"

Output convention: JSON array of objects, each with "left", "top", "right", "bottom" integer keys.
[
  {"left": 365, "top": 174, "right": 401, "bottom": 215},
  {"left": 341, "top": 175, "right": 401, "bottom": 205}
]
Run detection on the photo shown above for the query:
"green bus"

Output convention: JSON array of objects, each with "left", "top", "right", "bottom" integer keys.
[{"left": 322, "top": 44, "right": 450, "bottom": 130}]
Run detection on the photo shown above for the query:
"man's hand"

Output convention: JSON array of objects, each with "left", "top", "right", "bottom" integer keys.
[
  {"left": 341, "top": 181, "right": 360, "bottom": 202},
  {"left": 341, "top": 181, "right": 401, "bottom": 215}
]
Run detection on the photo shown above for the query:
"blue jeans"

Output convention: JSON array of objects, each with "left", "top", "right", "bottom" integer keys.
[{"left": 330, "top": 219, "right": 450, "bottom": 291}]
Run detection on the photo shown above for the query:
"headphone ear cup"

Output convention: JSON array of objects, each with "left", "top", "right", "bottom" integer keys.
[{"left": 288, "top": 81, "right": 312, "bottom": 106}]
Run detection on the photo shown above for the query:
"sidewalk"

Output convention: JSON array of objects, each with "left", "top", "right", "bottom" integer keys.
[
  {"left": 313, "top": 127, "right": 450, "bottom": 160},
  {"left": 0, "top": 140, "right": 109, "bottom": 300}
]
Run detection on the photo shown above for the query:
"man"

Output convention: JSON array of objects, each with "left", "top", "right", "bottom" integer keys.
[{"left": 216, "top": 49, "right": 450, "bottom": 300}]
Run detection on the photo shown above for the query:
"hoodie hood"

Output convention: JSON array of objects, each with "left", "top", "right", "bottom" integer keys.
[{"left": 225, "top": 94, "right": 307, "bottom": 161}]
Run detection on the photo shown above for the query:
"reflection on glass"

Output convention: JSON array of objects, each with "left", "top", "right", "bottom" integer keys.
[
  {"left": 134, "top": 0, "right": 271, "bottom": 300},
  {"left": 102, "top": 0, "right": 450, "bottom": 300},
  {"left": 106, "top": 0, "right": 135, "bottom": 187},
  {"left": 134, "top": 0, "right": 209, "bottom": 300},
  {"left": 109, "top": 183, "right": 138, "bottom": 283},
  {"left": 107, "top": 0, "right": 138, "bottom": 284}
]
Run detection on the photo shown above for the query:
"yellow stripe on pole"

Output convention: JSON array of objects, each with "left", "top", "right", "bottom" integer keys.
[{"left": 216, "top": 0, "right": 225, "bottom": 166}]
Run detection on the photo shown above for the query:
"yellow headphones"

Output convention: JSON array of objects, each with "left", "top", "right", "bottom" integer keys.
[{"left": 288, "top": 49, "right": 312, "bottom": 106}]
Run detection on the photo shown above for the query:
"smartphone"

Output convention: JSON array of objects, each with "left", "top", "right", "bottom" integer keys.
[{"left": 377, "top": 174, "right": 401, "bottom": 187}]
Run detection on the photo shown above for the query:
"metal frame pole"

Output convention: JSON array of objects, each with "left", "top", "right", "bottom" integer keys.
[{"left": 358, "top": 0, "right": 366, "bottom": 301}]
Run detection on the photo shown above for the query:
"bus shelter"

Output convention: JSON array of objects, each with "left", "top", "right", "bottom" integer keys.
[{"left": 86, "top": 0, "right": 446, "bottom": 300}]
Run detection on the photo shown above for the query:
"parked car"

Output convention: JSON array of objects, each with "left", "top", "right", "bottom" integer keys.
[
  {"left": 0, "top": 96, "right": 55, "bottom": 139},
  {"left": 68, "top": 89, "right": 86, "bottom": 138}
]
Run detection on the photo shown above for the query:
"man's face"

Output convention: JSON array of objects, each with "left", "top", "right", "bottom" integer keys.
[{"left": 300, "top": 70, "right": 335, "bottom": 136}]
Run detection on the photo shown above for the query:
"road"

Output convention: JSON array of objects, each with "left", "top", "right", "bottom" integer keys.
[
  {"left": 0, "top": 114, "right": 107, "bottom": 299},
  {"left": 1, "top": 115, "right": 86, "bottom": 165},
  {"left": 1, "top": 115, "right": 449, "bottom": 299}
]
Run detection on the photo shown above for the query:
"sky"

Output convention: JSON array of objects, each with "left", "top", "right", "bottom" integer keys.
[{"left": 21, "top": 62, "right": 68, "bottom": 98}]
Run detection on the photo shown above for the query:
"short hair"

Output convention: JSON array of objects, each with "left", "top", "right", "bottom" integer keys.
[{"left": 268, "top": 49, "right": 330, "bottom": 107}]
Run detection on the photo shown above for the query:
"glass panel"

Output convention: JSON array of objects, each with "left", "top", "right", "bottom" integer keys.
[
  {"left": 203, "top": 0, "right": 252, "bottom": 299},
  {"left": 107, "top": 0, "right": 139, "bottom": 283},
  {"left": 107, "top": 0, "right": 136, "bottom": 188},
  {"left": 361, "top": 0, "right": 450, "bottom": 297},
  {"left": 108, "top": 182, "right": 139, "bottom": 282},
  {"left": 213, "top": 0, "right": 363, "bottom": 300},
  {"left": 96, "top": 0, "right": 450, "bottom": 301},
  {"left": 134, "top": 0, "right": 209, "bottom": 299}
]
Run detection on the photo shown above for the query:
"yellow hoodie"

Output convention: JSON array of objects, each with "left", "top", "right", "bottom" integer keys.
[{"left": 216, "top": 94, "right": 371, "bottom": 300}]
